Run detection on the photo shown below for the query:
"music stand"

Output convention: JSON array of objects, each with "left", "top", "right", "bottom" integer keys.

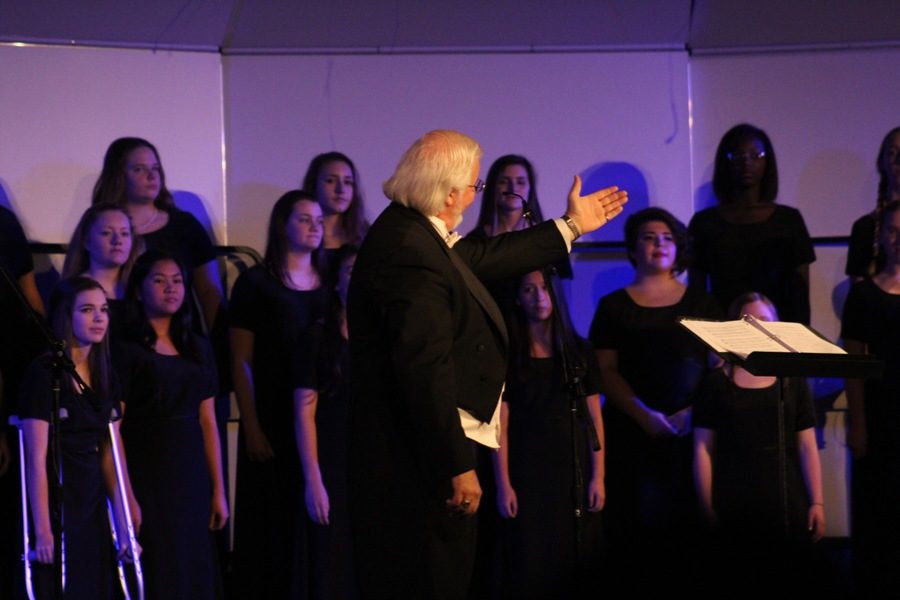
[{"left": 680, "top": 317, "right": 883, "bottom": 538}]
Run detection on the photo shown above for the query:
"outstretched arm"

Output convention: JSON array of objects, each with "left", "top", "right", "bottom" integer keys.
[{"left": 564, "top": 176, "right": 627, "bottom": 237}]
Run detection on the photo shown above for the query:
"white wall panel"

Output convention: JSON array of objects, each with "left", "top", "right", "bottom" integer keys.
[
  {"left": 0, "top": 44, "right": 225, "bottom": 246},
  {"left": 223, "top": 51, "right": 692, "bottom": 251}
]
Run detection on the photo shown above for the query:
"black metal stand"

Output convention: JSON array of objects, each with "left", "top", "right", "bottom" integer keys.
[{"left": 718, "top": 347, "right": 881, "bottom": 540}]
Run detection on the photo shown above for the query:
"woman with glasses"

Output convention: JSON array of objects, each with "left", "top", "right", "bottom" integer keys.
[{"left": 688, "top": 124, "right": 815, "bottom": 324}]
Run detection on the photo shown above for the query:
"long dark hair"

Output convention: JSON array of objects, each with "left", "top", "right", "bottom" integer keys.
[
  {"left": 875, "top": 200, "right": 900, "bottom": 271},
  {"left": 507, "top": 269, "right": 584, "bottom": 381},
  {"left": 263, "top": 190, "right": 325, "bottom": 286},
  {"left": 870, "top": 127, "right": 900, "bottom": 269},
  {"left": 49, "top": 276, "right": 112, "bottom": 401},
  {"left": 712, "top": 124, "right": 779, "bottom": 204},
  {"left": 92, "top": 137, "right": 176, "bottom": 210},
  {"left": 314, "top": 244, "right": 359, "bottom": 398},
  {"left": 125, "top": 250, "right": 202, "bottom": 362},
  {"left": 62, "top": 202, "right": 143, "bottom": 286},
  {"left": 472, "top": 154, "right": 545, "bottom": 236},
  {"left": 301, "top": 152, "right": 369, "bottom": 245}
]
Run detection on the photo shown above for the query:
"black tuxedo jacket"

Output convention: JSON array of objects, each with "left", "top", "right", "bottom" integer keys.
[{"left": 347, "top": 202, "right": 567, "bottom": 598}]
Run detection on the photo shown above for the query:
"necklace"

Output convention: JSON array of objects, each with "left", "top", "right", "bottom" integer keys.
[
  {"left": 133, "top": 207, "right": 162, "bottom": 232},
  {"left": 285, "top": 269, "right": 319, "bottom": 291}
]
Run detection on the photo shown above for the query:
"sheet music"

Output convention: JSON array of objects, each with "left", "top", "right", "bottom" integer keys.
[
  {"left": 679, "top": 320, "right": 786, "bottom": 357},
  {"left": 759, "top": 321, "right": 846, "bottom": 355},
  {"left": 679, "top": 318, "right": 845, "bottom": 359}
]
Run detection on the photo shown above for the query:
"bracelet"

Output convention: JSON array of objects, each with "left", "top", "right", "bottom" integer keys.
[
  {"left": 561, "top": 214, "right": 581, "bottom": 240},
  {"left": 811, "top": 502, "right": 824, "bottom": 508}
]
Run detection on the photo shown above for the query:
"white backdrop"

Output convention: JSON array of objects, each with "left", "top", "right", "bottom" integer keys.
[
  {"left": 223, "top": 51, "right": 692, "bottom": 248},
  {"left": 6, "top": 42, "right": 900, "bottom": 537},
  {"left": 0, "top": 44, "right": 225, "bottom": 246}
]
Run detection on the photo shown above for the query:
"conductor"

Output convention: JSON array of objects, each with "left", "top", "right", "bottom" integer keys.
[{"left": 347, "top": 130, "right": 626, "bottom": 599}]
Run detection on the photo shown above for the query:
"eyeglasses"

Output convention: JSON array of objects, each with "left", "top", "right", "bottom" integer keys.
[
  {"left": 726, "top": 150, "right": 766, "bottom": 162},
  {"left": 469, "top": 179, "right": 485, "bottom": 193}
]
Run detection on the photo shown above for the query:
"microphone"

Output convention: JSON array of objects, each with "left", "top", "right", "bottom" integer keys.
[
  {"left": 502, "top": 192, "right": 526, "bottom": 205},
  {"left": 502, "top": 192, "right": 532, "bottom": 227}
]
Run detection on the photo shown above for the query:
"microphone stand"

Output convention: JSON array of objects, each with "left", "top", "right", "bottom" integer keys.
[
  {"left": 521, "top": 208, "right": 600, "bottom": 569},
  {"left": 1, "top": 265, "right": 87, "bottom": 600}
]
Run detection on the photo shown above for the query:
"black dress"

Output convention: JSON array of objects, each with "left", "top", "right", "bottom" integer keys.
[
  {"left": 105, "top": 297, "right": 129, "bottom": 341},
  {"left": 18, "top": 358, "right": 117, "bottom": 600},
  {"left": 229, "top": 265, "right": 325, "bottom": 598},
  {"left": 0, "top": 206, "right": 45, "bottom": 414},
  {"left": 119, "top": 338, "right": 219, "bottom": 600},
  {"left": 498, "top": 343, "right": 604, "bottom": 599},
  {"left": 140, "top": 209, "right": 230, "bottom": 388},
  {"left": 292, "top": 317, "right": 355, "bottom": 600},
  {"left": 693, "top": 372, "right": 814, "bottom": 543},
  {"left": 1, "top": 206, "right": 46, "bottom": 600},
  {"left": 688, "top": 205, "right": 816, "bottom": 323},
  {"left": 140, "top": 210, "right": 217, "bottom": 276},
  {"left": 841, "top": 278, "right": 900, "bottom": 592},
  {"left": 588, "top": 286, "right": 720, "bottom": 587}
]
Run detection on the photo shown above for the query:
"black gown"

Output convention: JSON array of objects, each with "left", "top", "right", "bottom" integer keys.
[
  {"left": 588, "top": 286, "right": 720, "bottom": 588},
  {"left": 118, "top": 337, "right": 218, "bottom": 600},
  {"left": 693, "top": 372, "right": 815, "bottom": 550},
  {"left": 498, "top": 343, "right": 604, "bottom": 599},
  {"left": 140, "top": 209, "right": 230, "bottom": 389},
  {"left": 688, "top": 205, "right": 816, "bottom": 323},
  {"left": 463, "top": 225, "right": 574, "bottom": 597},
  {"left": 0, "top": 206, "right": 45, "bottom": 415},
  {"left": 292, "top": 317, "right": 355, "bottom": 599},
  {"left": 229, "top": 265, "right": 325, "bottom": 598},
  {"left": 841, "top": 278, "right": 900, "bottom": 592},
  {"left": 1, "top": 206, "right": 46, "bottom": 599},
  {"left": 140, "top": 210, "right": 217, "bottom": 278},
  {"left": 18, "top": 358, "right": 117, "bottom": 600}
]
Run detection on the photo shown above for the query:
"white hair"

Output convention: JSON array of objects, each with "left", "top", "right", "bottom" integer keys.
[{"left": 383, "top": 130, "right": 483, "bottom": 217}]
